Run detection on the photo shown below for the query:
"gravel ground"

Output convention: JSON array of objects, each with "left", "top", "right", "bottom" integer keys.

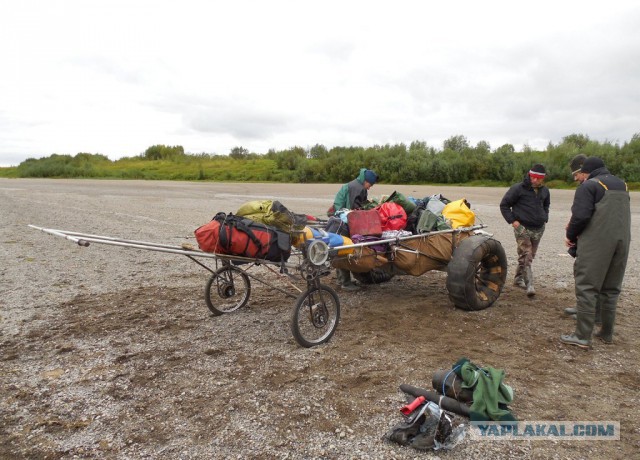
[{"left": 1, "top": 178, "right": 639, "bottom": 459}]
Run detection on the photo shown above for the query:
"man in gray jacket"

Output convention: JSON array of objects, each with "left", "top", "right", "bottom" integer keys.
[{"left": 560, "top": 157, "right": 631, "bottom": 349}]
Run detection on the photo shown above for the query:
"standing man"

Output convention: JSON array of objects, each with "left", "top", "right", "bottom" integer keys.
[
  {"left": 560, "top": 157, "right": 631, "bottom": 348},
  {"left": 499, "top": 164, "right": 550, "bottom": 296},
  {"left": 332, "top": 168, "right": 378, "bottom": 291},
  {"left": 563, "top": 154, "right": 601, "bottom": 327}
]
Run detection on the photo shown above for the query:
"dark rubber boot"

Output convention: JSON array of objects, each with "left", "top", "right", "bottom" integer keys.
[
  {"left": 525, "top": 267, "right": 535, "bottom": 297},
  {"left": 336, "top": 268, "right": 360, "bottom": 291},
  {"left": 514, "top": 265, "right": 525, "bottom": 288},
  {"left": 341, "top": 283, "right": 360, "bottom": 292},
  {"left": 336, "top": 268, "right": 351, "bottom": 285},
  {"left": 561, "top": 308, "right": 594, "bottom": 349},
  {"left": 594, "top": 308, "right": 615, "bottom": 344},
  {"left": 595, "top": 302, "right": 602, "bottom": 327},
  {"left": 575, "top": 309, "right": 595, "bottom": 343},
  {"left": 560, "top": 333, "right": 591, "bottom": 349}
]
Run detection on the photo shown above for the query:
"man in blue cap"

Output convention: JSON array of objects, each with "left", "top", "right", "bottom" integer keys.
[
  {"left": 332, "top": 168, "right": 378, "bottom": 213},
  {"left": 332, "top": 168, "right": 378, "bottom": 291}
]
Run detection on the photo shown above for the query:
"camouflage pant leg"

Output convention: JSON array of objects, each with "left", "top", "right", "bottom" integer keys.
[{"left": 514, "top": 225, "right": 545, "bottom": 276}]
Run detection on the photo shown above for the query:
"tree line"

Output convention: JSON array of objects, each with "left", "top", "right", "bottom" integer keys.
[{"left": 2, "top": 133, "right": 639, "bottom": 188}]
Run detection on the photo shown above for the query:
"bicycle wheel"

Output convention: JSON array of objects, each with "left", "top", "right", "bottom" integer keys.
[
  {"left": 204, "top": 265, "right": 251, "bottom": 315},
  {"left": 291, "top": 284, "right": 340, "bottom": 347}
]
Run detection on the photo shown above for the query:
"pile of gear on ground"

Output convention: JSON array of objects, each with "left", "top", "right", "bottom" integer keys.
[{"left": 386, "top": 357, "right": 516, "bottom": 452}]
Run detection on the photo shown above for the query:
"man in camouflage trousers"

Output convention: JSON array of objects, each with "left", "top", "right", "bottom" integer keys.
[
  {"left": 514, "top": 225, "right": 545, "bottom": 287},
  {"left": 499, "top": 164, "right": 550, "bottom": 296}
]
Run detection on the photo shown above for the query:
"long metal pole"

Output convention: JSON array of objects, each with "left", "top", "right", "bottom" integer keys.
[
  {"left": 28, "top": 225, "right": 299, "bottom": 267},
  {"left": 330, "top": 224, "right": 487, "bottom": 251}
]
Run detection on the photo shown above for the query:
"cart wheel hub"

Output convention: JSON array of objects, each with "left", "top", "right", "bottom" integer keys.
[
  {"left": 307, "top": 239, "right": 329, "bottom": 266},
  {"left": 219, "top": 282, "right": 235, "bottom": 298},
  {"left": 310, "top": 303, "right": 328, "bottom": 327}
]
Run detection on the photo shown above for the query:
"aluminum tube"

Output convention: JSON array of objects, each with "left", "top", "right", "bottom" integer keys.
[
  {"left": 28, "top": 225, "right": 87, "bottom": 246},
  {"left": 31, "top": 226, "right": 185, "bottom": 251},
  {"left": 29, "top": 225, "right": 299, "bottom": 268},
  {"left": 330, "top": 224, "right": 487, "bottom": 251}
]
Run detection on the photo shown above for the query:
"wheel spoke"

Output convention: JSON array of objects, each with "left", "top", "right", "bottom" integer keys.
[
  {"left": 291, "top": 285, "right": 340, "bottom": 347},
  {"left": 205, "top": 266, "right": 251, "bottom": 315}
]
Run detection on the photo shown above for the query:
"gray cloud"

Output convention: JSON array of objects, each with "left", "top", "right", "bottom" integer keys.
[{"left": 1, "top": 1, "right": 639, "bottom": 165}]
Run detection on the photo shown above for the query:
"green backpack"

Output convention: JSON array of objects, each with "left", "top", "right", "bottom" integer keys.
[
  {"left": 416, "top": 209, "right": 451, "bottom": 233},
  {"left": 236, "top": 200, "right": 305, "bottom": 232},
  {"left": 383, "top": 190, "right": 417, "bottom": 214}
]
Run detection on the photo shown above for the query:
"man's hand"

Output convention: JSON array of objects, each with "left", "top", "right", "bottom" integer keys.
[{"left": 565, "top": 237, "right": 576, "bottom": 248}]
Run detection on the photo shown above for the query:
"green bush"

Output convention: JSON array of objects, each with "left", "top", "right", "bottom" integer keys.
[{"left": 3, "top": 134, "right": 639, "bottom": 191}]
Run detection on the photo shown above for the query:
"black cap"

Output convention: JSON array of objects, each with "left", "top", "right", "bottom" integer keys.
[
  {"left": 529, "top": 164, "right": 546, "bottom": 175},
  {"left": 570, "top": 154, "right": 587, "bottom": 174},
  {"left": 580, "top": 157, "right": 605, "bottom": 174}
]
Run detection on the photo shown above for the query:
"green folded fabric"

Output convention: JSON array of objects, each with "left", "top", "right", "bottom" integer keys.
[{"left": 453, "top": 357, "right": 516, "bottom": 422}]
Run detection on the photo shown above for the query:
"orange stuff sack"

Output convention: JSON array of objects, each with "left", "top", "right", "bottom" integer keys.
[{"left": 376, "top": 202, "right": 407, "bottom": 231}]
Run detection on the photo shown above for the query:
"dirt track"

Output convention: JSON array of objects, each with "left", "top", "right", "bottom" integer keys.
[{"left": 1, "top": 178, "right": 639, "bottom": 459}]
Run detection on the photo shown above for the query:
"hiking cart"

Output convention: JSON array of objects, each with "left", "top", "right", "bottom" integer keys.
[
  {"left": 29, "top": 225, "right": 340, "bottom": 348},
  {"left": 29, "top": 222, "right": 507, "bottom": 348}
]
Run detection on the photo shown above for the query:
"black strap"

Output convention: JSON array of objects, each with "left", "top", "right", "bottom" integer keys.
[
  {"left": 235, "top": 219, "right": 265, "bottom": 252},
  {"left": 218, "top": 215, "right": 264, "bottom": 255}
]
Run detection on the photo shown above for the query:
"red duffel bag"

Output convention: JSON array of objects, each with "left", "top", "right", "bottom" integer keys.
[
  {"left": 194, "top": 213, "right": 228, "bottom": 254},
  {"left": 195, "top": 212, "right": 290, "bottom": 261},
  {"left": 376, "top": 202, "right": 407, "bottom": 231}
]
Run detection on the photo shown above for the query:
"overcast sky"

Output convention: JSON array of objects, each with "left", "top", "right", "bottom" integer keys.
[{"left": 1, "top": 1, "right": 639, "bottom": 167}]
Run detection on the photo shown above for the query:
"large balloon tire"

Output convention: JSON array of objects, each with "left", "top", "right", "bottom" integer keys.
[
  {"left": 446, "top": 235, "right": 507, "bottom": 311},
  {"left": 352, "top": 267, "right": 395, "bottom": 285}
]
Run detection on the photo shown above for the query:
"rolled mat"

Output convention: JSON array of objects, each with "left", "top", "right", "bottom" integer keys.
[
  {"left": 400, "top": 384, "right": 471, "bottom": 418},
  {"left": 431, "top": 369, "right": 474, "bottom": 403}
]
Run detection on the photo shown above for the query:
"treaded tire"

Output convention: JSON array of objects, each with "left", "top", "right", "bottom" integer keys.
[
  {"left": 352, "top": 267, "right": 395, "bottom": 285},
  {"left": 446, "top": 235, "right": 507, "bottom": 311}
]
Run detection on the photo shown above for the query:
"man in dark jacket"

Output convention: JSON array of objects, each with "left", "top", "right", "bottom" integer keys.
[
  {"left": 560, "top": 157, "right": 631, "bottom": 349},
  {"left": 563, "top": 154, "right": 601, "bottom": 327},
  {"left": 499, "top": 164, "right": 550, "bottom": 296},
  {"left": 332, "top": 168, "right": 378, "bottom": 291}
]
